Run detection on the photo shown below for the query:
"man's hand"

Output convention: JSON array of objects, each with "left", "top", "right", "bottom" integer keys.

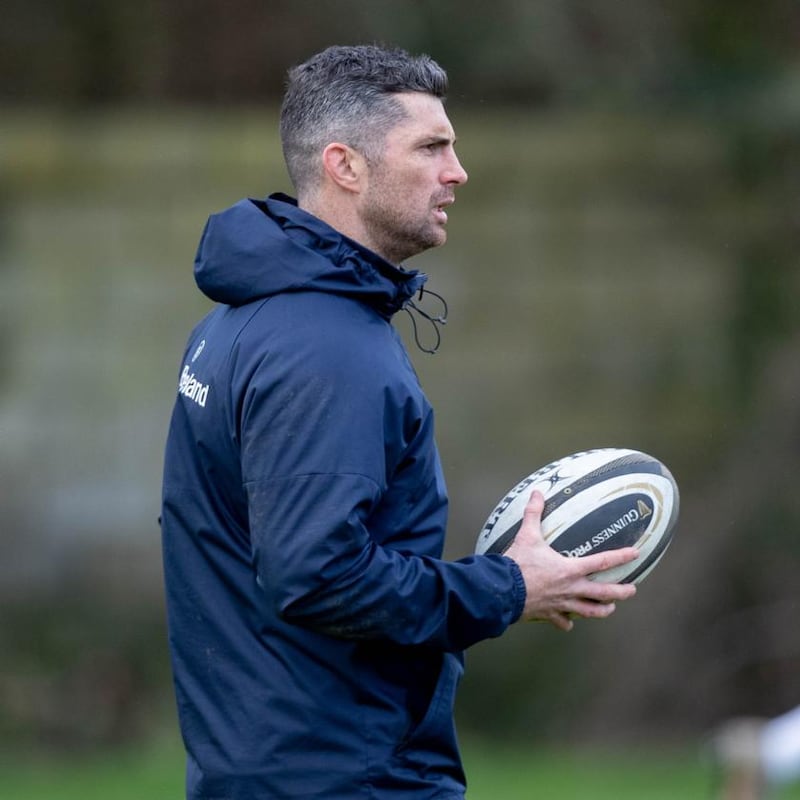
[{"left": 505, "top": 490, "right": 639, "bottom": 631}]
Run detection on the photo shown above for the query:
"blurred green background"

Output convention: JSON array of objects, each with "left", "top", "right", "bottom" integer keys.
[{"left": 1, "top": 0, "right": 799, "bottom": 795}]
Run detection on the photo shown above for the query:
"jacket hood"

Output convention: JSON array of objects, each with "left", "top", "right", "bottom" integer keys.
[{"left": 194, "top": 193, "right": 427, "bottom": 317}]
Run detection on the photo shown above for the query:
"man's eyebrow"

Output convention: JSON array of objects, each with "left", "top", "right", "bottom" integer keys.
[{"left": 417, "top": 134, "right": 456, "bottom": 146}]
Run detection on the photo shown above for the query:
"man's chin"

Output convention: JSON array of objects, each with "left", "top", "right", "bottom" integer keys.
[{"left": 388, "top": 227, "right": 448, "bottom": 262}]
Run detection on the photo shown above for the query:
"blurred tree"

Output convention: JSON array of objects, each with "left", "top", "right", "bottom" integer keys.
[
  {"left": 2, "top": 0, "right": 797, "bottom": 108},
  {"left": 672, "top": 0, "right": 800, "bottom": 100}
]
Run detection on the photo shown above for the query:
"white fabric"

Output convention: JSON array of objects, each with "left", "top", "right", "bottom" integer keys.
[{"left": 761, "top": 705, "right": 800, "bottom": 784}]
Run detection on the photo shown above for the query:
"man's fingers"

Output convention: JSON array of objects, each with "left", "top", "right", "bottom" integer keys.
[
  {"left": 512, "top": 489, "right": 640, "bottom": 627},
  {"left": 576, "top": 545, "right": 640, "bottom": 576},
  {"left": 522, "top": 489, "right": 544, "bottom": 521},
  {"left": 547, "top": 612, "right": 574, "bottom": 632},
  {"left": 571, "top": 600, "right": 618, "bottom": 619}
]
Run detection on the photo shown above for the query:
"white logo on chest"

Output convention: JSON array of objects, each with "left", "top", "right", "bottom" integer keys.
[{"left": 178, "top": 364, "right": 210, "bottom": 407}]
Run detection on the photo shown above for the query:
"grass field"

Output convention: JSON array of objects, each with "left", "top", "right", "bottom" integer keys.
[{"left": 2, "top": 734, "right": 799, "bottom": 800}]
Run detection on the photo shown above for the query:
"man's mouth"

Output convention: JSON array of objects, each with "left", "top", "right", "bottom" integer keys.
[{"left": 433, "top": 198, "right": 454, "bottom": 224}]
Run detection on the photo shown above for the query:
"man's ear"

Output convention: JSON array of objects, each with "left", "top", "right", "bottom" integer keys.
[{"left": 321, "top": 143, "right": 367, "bottom": 193}]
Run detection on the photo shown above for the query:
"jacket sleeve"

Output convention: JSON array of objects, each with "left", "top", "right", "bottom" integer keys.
[{"left": 237, "top": 303, "right": 525, "bottom": 652}]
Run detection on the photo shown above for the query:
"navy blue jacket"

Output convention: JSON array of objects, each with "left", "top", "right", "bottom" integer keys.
[{"left": 161, "top": 194, "right": 525, "bottom": 799}]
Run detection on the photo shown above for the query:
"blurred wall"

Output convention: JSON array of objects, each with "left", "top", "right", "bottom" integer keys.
[{"left": 1, "top": 0, "right": 799, "bottom": 750}]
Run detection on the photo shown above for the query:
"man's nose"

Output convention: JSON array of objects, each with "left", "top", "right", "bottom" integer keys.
[{"left": 444, "top": 151, "right": 468, "bottom": 185}]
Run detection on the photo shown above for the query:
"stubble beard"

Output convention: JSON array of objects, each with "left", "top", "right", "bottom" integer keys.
[{"left": 361, "top": 183, "right": 447, "bottom": 265}]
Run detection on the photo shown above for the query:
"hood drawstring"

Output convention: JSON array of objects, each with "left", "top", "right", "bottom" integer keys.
[{"left": 403, "top": 286, "right": 448, "bottom": 354}]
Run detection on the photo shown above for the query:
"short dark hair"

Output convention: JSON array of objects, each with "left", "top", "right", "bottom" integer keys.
[{"left": 279, "top": 44, "right": 449, "bottom": 195}]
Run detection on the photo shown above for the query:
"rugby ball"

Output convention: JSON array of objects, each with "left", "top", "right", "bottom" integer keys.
[{"left": 475, "top": 448, "right": 679, "bottom": 584}]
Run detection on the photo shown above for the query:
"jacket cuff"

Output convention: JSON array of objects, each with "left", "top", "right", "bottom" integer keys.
[{"left": 505, "top": 557, "right": 526, "bottom": 623}]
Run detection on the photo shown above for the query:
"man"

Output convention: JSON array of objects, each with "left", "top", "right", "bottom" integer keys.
[
  {"left": 161, "top": 44, "right": 638, "bottom": 799},
  {"left": 712, "top": 706, "right": 800, "bottom": 800}
]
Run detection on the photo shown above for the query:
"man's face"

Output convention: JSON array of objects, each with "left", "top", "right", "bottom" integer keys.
[{"left": 358, "top": 92, "right": 468, "bottom": 264}]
